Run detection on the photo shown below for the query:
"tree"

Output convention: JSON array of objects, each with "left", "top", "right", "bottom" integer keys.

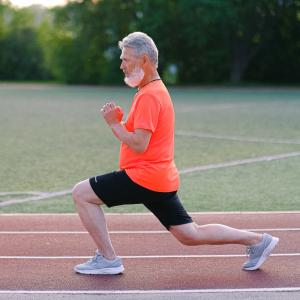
[
  {"left": 0, "top": 3, "right": 49, "bottom": 80},
  {"left": 1, "top": 0, "right": 299, "bottom": 84},
  {"left": 47, "top": 0, "right": 138, "bottom": 84},
  {"left": 245, "top": 0, "right": 300, "bottom": 83},
  {"left": 135, "top": 0, "right": 231, "bottom": 84}
]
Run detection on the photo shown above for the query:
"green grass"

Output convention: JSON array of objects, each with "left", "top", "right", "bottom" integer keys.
[
  {"left": 1, "top": 83, "right": 300, "bottom": 213},
  {"left": 179, "top": 157, "right": 300, "bottom": 212}
]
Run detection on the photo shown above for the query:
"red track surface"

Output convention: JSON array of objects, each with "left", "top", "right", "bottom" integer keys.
[{"left": 0, "top": 212, "right": 299, "bottom": 291}]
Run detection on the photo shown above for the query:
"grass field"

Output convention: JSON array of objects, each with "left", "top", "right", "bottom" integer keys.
[{"left": 1, "top": 83, "right": 300, "bottom": 213}]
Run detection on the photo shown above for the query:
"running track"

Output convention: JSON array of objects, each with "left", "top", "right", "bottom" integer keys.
[{"left": 0, "top": 212, "right": 299, "bottom": 294}]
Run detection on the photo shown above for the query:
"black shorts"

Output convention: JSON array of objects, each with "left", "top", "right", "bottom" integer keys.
[{"left": 89, "top": 170, "right": 193, "bottom": 230}]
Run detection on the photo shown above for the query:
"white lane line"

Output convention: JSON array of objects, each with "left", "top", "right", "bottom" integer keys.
[
  {"left": 0, "top": 287, "right": 299, "bottom": 294},
  {"left": 0, "top": 228, "right": 299, "bottom": 234},
  {"left": 179, "top": 151, "right": 300, "bottom": 174},
  {"left": 0, "top": 192, "right": 45, "bottom": 196},
  {"left": 0, "top": 190, "right": 72, "bottom": 207},
  {"left": 0, "top": 254, "right": 299, "bottom": 259},
  {"left": 176, "top": 130, "right": 300, "bottom": 145}
]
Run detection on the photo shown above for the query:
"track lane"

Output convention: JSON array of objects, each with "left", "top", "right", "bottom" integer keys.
[
  {"left": 0, "top": 213, "right": 299, "bottom": 291},
  {"left": 0, "top": 212, "right": 299, "bottom": 231},
  {"left": 0, "top": 257, "right": 299, "bottom": 290},
  {"left": 0, "top": 231, "right": 296, "bottom": 256}
]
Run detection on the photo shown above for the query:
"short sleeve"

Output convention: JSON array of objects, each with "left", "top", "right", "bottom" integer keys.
[{"left": 133, "top": 94, "right": 161, "bottom": 133}]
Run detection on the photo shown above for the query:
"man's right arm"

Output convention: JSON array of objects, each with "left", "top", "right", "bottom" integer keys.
[
  {"left": 110, "top": 123, "right": 152, "bottom": 153},
  {"left": 101, "top": 102, "right": 152, "bottom": 153}
]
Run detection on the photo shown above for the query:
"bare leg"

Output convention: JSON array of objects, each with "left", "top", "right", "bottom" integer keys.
[
  {"left": 170, "top": 222, "right": 262, "bottom": 246},
  {"left": 72, "top": 179, "right": 116, "bottom": 260}
]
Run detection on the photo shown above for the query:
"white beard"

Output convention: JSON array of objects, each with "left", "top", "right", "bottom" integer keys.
[{"left": 124, "top": 66, "right": 145, "bottom": 88}]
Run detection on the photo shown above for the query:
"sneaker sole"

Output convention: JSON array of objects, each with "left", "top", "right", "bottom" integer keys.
[
  {"left": 75, "top": 265, "right": 125, "bottom": 275},
  {"left": 243, "top": 237, "right": 279, "bottom": 271}
]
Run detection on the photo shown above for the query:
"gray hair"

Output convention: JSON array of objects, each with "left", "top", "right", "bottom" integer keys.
[{"left": 118, "top": 32, "right": 158, "bottom": 68}]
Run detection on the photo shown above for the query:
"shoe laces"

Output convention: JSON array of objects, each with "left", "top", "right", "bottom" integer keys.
[
  {"left": 246, "top": 246, "right": 254, "bottom": 258},
  {"left": 88, "top": 252, "right": 102, "bottom": 264}
]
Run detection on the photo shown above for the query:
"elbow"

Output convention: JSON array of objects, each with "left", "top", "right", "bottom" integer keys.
[
  {"left": 127, "top": 131, "right": 151, "bottom": 153},
  {"left": 131, "top": 140, "right": 149, "bottom": 153},
  {"left": 133, "top": 144, "right": 148, "bottom": 154},
  {"left": 125, "top": 141, "right": 147, "bottom": 153}
]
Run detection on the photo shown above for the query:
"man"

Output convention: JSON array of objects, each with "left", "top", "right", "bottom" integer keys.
[{"left": 72, "top": 32, "right": 279, "bottom": 275}]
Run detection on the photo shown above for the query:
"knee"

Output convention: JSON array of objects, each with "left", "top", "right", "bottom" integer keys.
[
  {"left": 177, "top": 235, "right": 198, "bottom": 246},
  {"left": 72, "top": 182, "right": 86, "bottom": 205},
  {"left": 171, "top": 223, "right": 200, "bottom": 246}
]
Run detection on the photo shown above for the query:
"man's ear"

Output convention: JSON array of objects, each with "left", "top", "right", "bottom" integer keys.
[{"left": 141, "top": 54, "right": 149, "bottom": 67}]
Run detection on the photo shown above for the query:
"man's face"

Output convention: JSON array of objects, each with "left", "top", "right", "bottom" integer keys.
[{"left": 120, "top": 47, "right": 144, "bottom": 87}]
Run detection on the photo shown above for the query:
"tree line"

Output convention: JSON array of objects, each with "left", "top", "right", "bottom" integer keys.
[{"left": 0, "top": 0, "right": 300, "bottom": 85}]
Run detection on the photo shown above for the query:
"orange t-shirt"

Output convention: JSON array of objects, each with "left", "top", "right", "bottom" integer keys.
[{"left": 119, "top": 80, "right": 179, "bottom": 192}]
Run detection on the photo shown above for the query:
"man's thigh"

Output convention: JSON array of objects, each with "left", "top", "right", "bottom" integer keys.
[
  {"left": 89, "top": 170, "right": 151, "bottom": 207},
  {"left": 144, "top": 193, "right": 193, "bottom": 230}
]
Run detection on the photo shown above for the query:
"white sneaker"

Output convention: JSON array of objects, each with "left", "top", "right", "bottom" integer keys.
[
  {"left": 74, "top": 250, "right": 124, "bottom": 275},
  {"left": 242, "top": 233, "right": 279, "bottom": 271}
]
